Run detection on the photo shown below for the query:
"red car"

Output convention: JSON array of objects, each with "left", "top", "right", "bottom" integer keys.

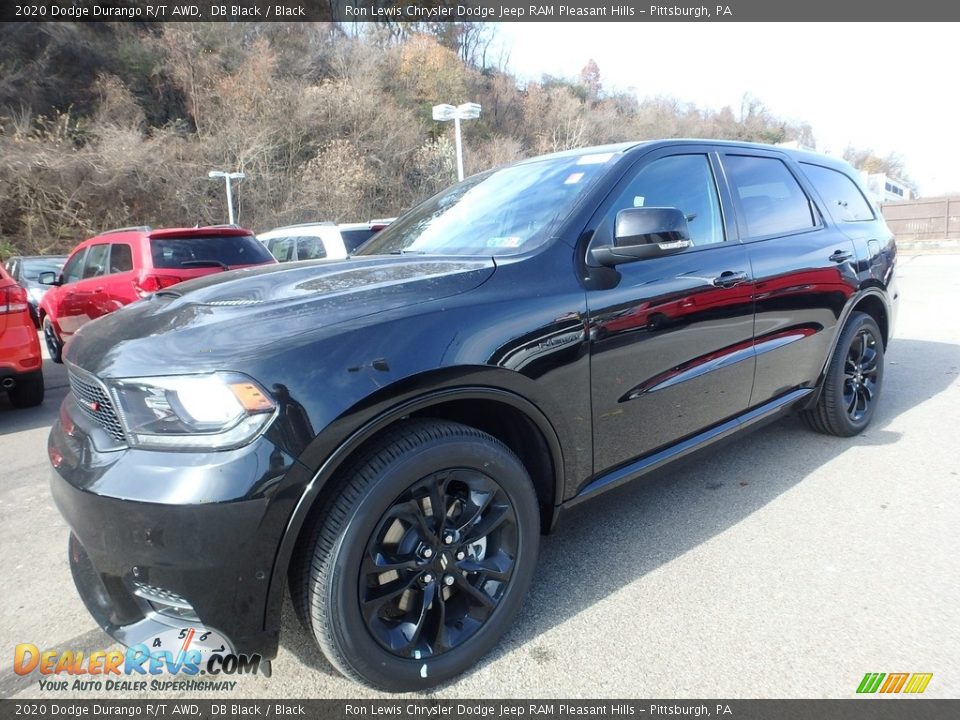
[
  {"left": 0, "top": 264, "right": 44, "bottom": 408},
  {"left": 38, "top": 225, "right": 277, "bottom": 363}
]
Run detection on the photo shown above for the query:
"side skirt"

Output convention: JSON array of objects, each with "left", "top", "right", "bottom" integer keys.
[{"left": 562, "top": 388, "right": 813, "bottom": 510}]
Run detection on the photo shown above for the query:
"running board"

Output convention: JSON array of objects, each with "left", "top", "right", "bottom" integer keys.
[{"left": 566, "top": 388, "right": 813, "bottom": 508}]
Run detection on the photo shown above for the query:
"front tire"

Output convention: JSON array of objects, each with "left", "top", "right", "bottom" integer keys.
[
  {"left": 802, "top": 311, "right": 884, "bottom": 436},
  {"left": 293, "top": 419, "right": 540, "bottom": 691},
  {"left": 43, "top": 317, "right": 63, "bottom": 364}
]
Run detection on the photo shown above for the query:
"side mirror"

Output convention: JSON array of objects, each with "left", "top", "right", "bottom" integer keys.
[
  {"left": 591, "top": 207, "right": 692, "bottom": 266},
  {"left": 38, "top": 271, "right": 60, "bottom": 286}
]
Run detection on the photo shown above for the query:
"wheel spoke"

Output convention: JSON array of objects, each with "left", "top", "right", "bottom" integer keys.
[
  {"left": 394, "top": 582, "right": 435, "bottom": 655},
  {"left": 362, "top": 550, "right": 420, "bottom": 577},
  {"left": 454, "top": 575, "right": 496, "bottom": 616},
  {"left": 385, "top": 498, "right": 438, "bottom": 544},
  {"left": 462, "top": 502, "right": 512, "bottom": 544},
  {"left": 846, "top": 392, "right": 858, "bottom": 416},
  {"left": 458, "top": 554, "right": 513, "bottom": 582},
  {"left": 455, "top": 488, "right": 496, "bottom": 535},
  {"left": 425, "top": 589, "right": 450, "bottom": 655},
  {"left": 858, "top": 332, "right": 868, "bottom": 361},
  {"left": 361, "top": 574, "right": 420, "bottom": 622}
]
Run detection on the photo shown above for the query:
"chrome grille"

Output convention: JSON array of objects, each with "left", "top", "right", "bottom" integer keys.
[{"left": 68, "top": 369, "right": 126, "bottom": 443}]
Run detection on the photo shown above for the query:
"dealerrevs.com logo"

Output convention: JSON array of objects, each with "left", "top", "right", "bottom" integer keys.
[{"left": 14, "top": 626, "right": 269, "bottom": 693}]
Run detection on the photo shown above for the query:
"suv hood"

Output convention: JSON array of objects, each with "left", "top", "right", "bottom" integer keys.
[{"left": 66, "top": 256, "right": 495, "bottom": 378}]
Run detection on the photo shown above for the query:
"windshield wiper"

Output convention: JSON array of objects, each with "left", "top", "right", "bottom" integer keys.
[
  {"left": 388, "top": 249, "right": 429, "bottom": 255},
  {"left": 179, "top": 259, "right": 230, "bottom": 269}
]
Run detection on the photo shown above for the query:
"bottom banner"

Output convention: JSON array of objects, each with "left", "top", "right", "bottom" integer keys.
[{"left": 1, "top": 700, "right": 957, "bottom": 720}]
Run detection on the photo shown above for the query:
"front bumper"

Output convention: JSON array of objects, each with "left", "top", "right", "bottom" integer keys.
[{"left": 49, "top": 393, "right": 307, "bottom": 658}]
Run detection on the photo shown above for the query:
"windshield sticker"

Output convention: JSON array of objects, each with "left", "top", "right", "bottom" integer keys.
[
  {"left": 633, "top": 196, "right": 645, "bottom": 207},
  {"left": 576, "top": 153, "right": 615, "bottom": 165},
  {"left": 564, "top": 172, "right": 585, "bottom": 185},
  {"left": 487, "top": 236, "right": 522, "bottom": 248}
]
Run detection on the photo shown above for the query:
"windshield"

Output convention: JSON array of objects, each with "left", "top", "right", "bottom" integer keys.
[{"left": 358, "top": 151, "right": 621, "bottom": 257}]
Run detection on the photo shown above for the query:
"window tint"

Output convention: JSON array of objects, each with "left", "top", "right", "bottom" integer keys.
[
  {"left": 150, "top": 235, "right": 274, "bottom": 269},
  {"left": 82, "top": 244, "right": 109, "bottom": 279},
  {"left": 266, "top": 237, "right": 295, "bottom": 262},
  {"left": 605, "top": 154, "right": 724, "bottom": 246},
  {"left": 801, "top": 163, "right": 875, "bottom": 222},
  {"left": 61, "top": 251, "right": 85, "bottom": 284},
  {"left": 296, "top": 236, "right": 327, "bottom": 260},
  {"left": 724, "top": 155, "right": 816, "bottom": 238},
  {"left": 109, "top": 244, "right": 134, "bottom": 273},
  {"left": 340, "top": 229, "right": 376, "bottom": 253}
]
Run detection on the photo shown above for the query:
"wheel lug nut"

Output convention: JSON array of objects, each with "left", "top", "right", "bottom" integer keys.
[
  {"left": 422, "top": 548, "right": 433, "bottom": 558},
  {"left": 443, "top": 534, "right": 454, "bottom": 544},
  {"left": 443, "top": 575, "right": 455, "bottom": 586},
  {"left": 422, "top": 572, "right": 433, "bottom": 584},
  {"left": 456, "top": 551, "right": 465, "bottom": 561}
]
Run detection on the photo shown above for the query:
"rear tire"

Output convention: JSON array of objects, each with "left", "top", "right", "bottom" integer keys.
[
  {"left": 802, "top": 311, "right": 884, "bottom": 436},
  {"left": 43, "top": 317, "right": 63, "bottom": 364},
  {"left": 292, "top": 419, "right": 540, "bottom": 691},
  {"left": 8, "top": 371, "right": 44, "bottom": 408}
]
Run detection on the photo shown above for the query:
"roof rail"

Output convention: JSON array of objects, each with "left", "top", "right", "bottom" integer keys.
[
  {"left": 101, "top": 225, "right": 151, "bottom": 236},
  {"left": 276, "top": 221, "right": 336, "bottom": 229}
]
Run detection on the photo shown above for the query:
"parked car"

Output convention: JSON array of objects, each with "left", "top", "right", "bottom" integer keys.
[
  {"left": 259, "top": 220, "right": 393, "bottom": 262},
  {"left": 338, "top": 219, "right": 394, "bottom": 253},
  {"left": 49, "top": 141, "right": 897, "bottom": 691},
  {"left": 0, "top": 264, "right": 44, "bottom": 408},
  {"left": 258, "top": 223, "right": 348, "bottom": 262},
  {"left": 3, "top": 255, "right": 68, "bottom": 327},
  {"left": 38, "top": 225, "right": 276, "bottom": 363}
]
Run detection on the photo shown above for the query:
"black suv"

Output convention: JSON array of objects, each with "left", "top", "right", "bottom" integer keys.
[{"left": 49, "top": 140, "right": 897, "bottom": 690}]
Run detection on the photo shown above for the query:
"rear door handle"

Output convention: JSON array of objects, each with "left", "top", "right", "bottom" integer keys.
[
  {"left": 712, "top": 270, "right": 749, "bottom": 288},
  {"left": 829, "top": 250, "right": 853, "bottom": 263}
]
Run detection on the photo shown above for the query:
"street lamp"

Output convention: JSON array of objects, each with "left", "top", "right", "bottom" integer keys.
[
  {"left": 208, "top": 170, "right": 245, "bottom": 225},
  {"left": 432, "top": 102, "right": 482, "bottom": 182}
]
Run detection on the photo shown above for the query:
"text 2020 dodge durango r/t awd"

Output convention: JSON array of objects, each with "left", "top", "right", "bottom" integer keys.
[{"left": 49, "top": 140, "right": 897, "bottom": 690}]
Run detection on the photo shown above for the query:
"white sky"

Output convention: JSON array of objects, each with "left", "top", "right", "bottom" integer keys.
[{"left": 498, "top": 23, "right": 959, "bottom": 196}]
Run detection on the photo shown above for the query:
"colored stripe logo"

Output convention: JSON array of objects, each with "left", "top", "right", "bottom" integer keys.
[{"left": 857, "top": 672, "right": 933, "bottom": 694}]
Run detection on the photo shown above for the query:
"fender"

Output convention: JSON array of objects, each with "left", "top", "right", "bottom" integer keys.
[
  {"left": 261, "top": 384, "right": 566, "bottom": 637},
  {"left": 805, "top": 286, "right": 892, "bottom": 408}
]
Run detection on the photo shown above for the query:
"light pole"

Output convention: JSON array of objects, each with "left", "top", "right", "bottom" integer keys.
[
  {"left": 208, "top": 170, "right": 245, "bottom": 224},
  {"left": 432, "top": 102, "right": 482, "bottom": 182}
]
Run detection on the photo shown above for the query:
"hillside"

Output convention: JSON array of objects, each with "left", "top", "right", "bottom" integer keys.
[{"left": 0, "top": 22, "right": 821, "bottom": 258}]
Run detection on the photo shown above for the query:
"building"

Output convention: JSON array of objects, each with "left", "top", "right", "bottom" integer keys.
[{"left": 860, "top": 172, "right": 912, "bottom": 204}]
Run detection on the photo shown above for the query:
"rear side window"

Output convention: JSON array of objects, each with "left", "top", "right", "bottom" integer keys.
[
  {"left": 296, "top": 236, "right": 327, "bottom": 260},
  {"left": 150, "top": 235, "right": 274, "bottom": 269},
  {"left": 110, "top": 244, "right": 133, "bottom": 273},
  {"left": 801, "top": 163, "right": 875, "bottom": 222},
  {"left": 724, "top": 155, "right": 816, "bottom": 239}
]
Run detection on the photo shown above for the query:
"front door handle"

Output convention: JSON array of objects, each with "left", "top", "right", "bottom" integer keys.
[
  {"left": 712, "top": 270, "right": 749, "bottom": 288},
  {"left": 829, "top": 250, "right": 853, "bottom": 263}
]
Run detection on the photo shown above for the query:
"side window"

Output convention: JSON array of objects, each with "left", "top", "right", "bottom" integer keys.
[
  {"left": 82, "top": 244, "right": 110, "bottom": 279},
  {"left": 296, "top": 236, "right": 327, "bottom": 261},
  {"left": 266, "top": 237, "right": 294, "bottom": 262},
  {"left": 61, "top": 250, "right": 86, "bottom": 284},
  {"left": 604, "top": 154, "right": 725, "bottom": 247},
  {"left": 723, "top": 155, "right": 816, "bottom": 239},
  {"left": 800, "top": 163, "right": 875, "bottom": 222},
  {"left": 109, "top": 243, "right": 134, "bottom": 273}
]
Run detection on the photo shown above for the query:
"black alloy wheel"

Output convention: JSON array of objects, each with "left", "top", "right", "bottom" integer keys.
[
  {"left": 802, "top": 311, "right": 885, "bottom": 436},
  {"left": 843, "top": 327, "right": 881, "bottom": 422},
  {"left": 293, "top": 419, "right": 539, "bottom": 691},
  {"left": 360, "top": 468, "right": 518, "bottom": 659}
]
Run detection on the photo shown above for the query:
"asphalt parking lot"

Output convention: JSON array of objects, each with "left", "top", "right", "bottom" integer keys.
[{"left": 1, "top": 252, "right": 957, "bottom": 700}]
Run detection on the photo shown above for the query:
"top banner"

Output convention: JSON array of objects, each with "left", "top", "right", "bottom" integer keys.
[{"left": 3, "top": 0, "right": 960, "bottom": 22}]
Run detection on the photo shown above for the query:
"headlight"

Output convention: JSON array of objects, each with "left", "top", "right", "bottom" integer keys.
[{"left": 110, "top": 373, "right": 277, "bottom": 451}]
